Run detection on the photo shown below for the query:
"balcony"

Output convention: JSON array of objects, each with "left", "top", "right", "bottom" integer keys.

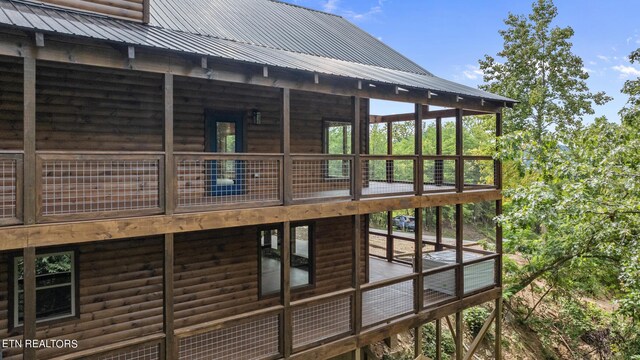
[{"left": 0, "top": 151, "right": 498, "bottom": 225}]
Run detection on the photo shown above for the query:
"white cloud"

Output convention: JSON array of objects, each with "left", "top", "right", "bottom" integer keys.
[
  {"left": 597, "top": 55, "right": 610, "bottom": 62},
  {"left": 582, "top": 67, "right": 594, "bottom": 74},
  {"left": 342, "top": 0, "right": 387, "bottom": 21},
  {"left": 588, "top": 60, "right": 597, "bottom": 65},
  {"left": 612, "top": 65, "right": 640, "bottom": 78},
  {"left": 322, "top": 0, "right": 339, "bottom": 12},
  {"left": 462, "top": 65, "right": 484, "bottom": 80}
]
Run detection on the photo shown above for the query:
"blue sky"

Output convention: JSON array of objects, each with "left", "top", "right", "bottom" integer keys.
[{"left": 289, "top": 0, "right": 640, "bottom": 120}]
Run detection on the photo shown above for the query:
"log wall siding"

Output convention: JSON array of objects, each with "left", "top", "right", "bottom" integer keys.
[
  {"left": 27, "top": 0, "right": 145, "bottom": 22},
  {"left": 0, "top": 56, "right": 23, "bottom": 150},
  {"left": 173, "top": 216, "right": 359, "bottom": 328},
  {"left": 35, "top": 62, "right": 164, "bottom": 151},
  {"left": 0, "top": 238, "right": 164, "bottom": 359}
]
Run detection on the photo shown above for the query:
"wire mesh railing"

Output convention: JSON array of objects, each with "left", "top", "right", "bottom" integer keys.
[
  {"left": 462, "top": 252, "right": 498, "bottom": 295},
  {"left": 175, "top": 153, "right": 283, "bottom": 212},
  {"left": 37, "top": 152, "right": 163, "bottom": 221},
  {"left": 291, "top": 154, "right": 353, "bottom": 202},
  {"left": 0, "top": 152, "right": 21, "bottom": 225},
  {"left": 423, "top": 156, "right": 457, "bottom": 193},
  {"left": 463, "top": 156, "right": 496, "bottom": 189},
  {"left": 423, "top": 264, "right": 458, "bottom": 308},
  {"left": 361, "top": 276, "right": 415, "bottom": 327},
  {"left": 291, "top": 292, "right": 353, "bottom": 350},
  {"left": 360, "top": 155, "right": 417, "bottom": 197}
]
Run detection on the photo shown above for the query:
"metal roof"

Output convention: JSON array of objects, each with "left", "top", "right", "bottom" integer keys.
[{"left": 0, "top": 0, "right": 515, "bottom": 103}]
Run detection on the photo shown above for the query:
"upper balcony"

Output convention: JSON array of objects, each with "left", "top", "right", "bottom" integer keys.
[{"left": 0, "top": 57, "right": 502, "bottom": 232}]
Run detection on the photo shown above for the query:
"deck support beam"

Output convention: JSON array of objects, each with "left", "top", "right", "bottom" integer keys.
[
  {"left": 282, "top": 221, "right": 292, "bottom": 357},
  {"left": 23, "top": 56, "right": 36, "bottom": 225},
  {"left": 353, "top": 97, "right": 362, "bottom": 200},
  {"left": 282, "top": 89, "right": 292, "bottom": 205},
  {"left": 163, "top": 234, "right": 175, "bottom": 360},
  {"left": 353, "top": 215, "right": 362, "bottom": 334}
]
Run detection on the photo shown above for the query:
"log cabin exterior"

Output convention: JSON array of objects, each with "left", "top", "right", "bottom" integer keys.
[{"left": 0, "top": 0, "right": 514, "bottom": 359}]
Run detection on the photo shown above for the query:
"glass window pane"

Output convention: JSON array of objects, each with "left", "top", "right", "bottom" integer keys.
[
  {"left": 260, "top": 229, "right": 281, "bottom": 296},
  {"left": 216, "top": 122, "right": 236, "bottom": 153},
  {"left": 35, "top": 286, "right": 72, "bottom": 320},
  {"left": 326, "top": 122, "right": 352, "bottom": 155},
  {"left": 291, "top": 226, "right": 311, "bottom": 288}
]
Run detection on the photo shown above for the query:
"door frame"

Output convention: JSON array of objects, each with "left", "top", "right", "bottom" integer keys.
[{"left": 204, "top": 109, "right": 246, "bottom": 196}]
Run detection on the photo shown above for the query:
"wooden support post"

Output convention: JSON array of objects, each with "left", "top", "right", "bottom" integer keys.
[
  {"left": 164, "top": 74, "right": 174, "bottom": 215},
  {"left": 455, "top": 108, "right": 463, "bottom": 193},
  {"left": 455, "top": 311, "right": 463, "bottom": 360},
  {"left": 435, "top": 319, "right": 442, "bottom": 360},
  {"left": 35, "top": 32, "right": 44, "bottom": 47},
  {"left": 435, "top": 206, "right": 443, "bottom": 252},
  {"left": 495, "top": 297, "right": 503, "bottom": 360},
  {"left": 456, "top": 204, "right": 464, "bottom": 299},
  {"left": 435, "top": 117, "right": 443, "bottom": 186},
  {"left": 163, "top": 234, "right": 175, "bottom": 360},
  {"left": 353, "top": 215, "right": 362, "bottom": 334},
  {"left": 282, "top": 89, "right": 292, "bottom": 205},
  {"left": 353, "top": 97, "right": 362, "bottom": 200},
  {"left": 386, "top": 211, "right": 393, "bottom": 262},
  {"left": 414, "top": 207, "right": 424, "bottom": 311},
  {"left": 415, "top": 103, "right": 424, "bottom": 195},
  {"left": 23, "top": 246, "right": 36, "bottom": 360},
  {"left": 386, "top": 121, "right": 393, "bottom": 183},
  {"left": 23, "top": 57, "right": 36, "bottom": 225},
  {"left": 414, "top": 326, "right": 422, "bottom": 359},
  {"left": 128, "top": 45, "right": 135, "bottom": 59},
  {"left": 282, "top": 221, "right": 292, "bottom": 357},
  {"left": 495, "top": 111, "right": 503, "bottom": 190}
]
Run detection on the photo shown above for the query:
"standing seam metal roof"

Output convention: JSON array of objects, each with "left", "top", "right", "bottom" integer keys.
[{"left": 0, "top": 0, "right": 515, "bottom": 103}]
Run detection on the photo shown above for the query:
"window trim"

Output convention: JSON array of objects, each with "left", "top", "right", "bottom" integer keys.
[
  {"left": 258, "top": 222, "right": 316, "bottom": 299},
  {"left": 9, "top": 248, "right": 79, "bottom": 330}
]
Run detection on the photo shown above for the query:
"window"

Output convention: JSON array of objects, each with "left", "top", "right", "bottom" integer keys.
[
  {"left": 13, "top": 251, "right": 76, "bottom": 327},
  {"left": 323, "top": 120, "right": 352, "bottom": 178},
  {"left": 259, "top": 224, "right": 314, "bottom": 297}
]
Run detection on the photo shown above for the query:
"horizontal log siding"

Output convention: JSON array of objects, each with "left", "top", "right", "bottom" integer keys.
[
  {"left": 35, "top": 62, "right": 163, "bottom": 151},
  {"left": 173, "top": 77, "right": 282, "bottom": 153},
  {"left": 173, "top": 216, "right": 356, "bottom": 328},
  {"left": 0, "top": 237, "right": 164, "bottom": 359},
  {"left": 0, "top": 56, "right": 23, "bottom": 150},
  {"left": 32, "top": 0, "right": 144, "bottom": 22}
]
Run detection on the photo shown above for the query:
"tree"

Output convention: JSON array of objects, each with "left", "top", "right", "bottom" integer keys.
[{"left": 479, "top": 0, "right": 610, "bottom": 143}]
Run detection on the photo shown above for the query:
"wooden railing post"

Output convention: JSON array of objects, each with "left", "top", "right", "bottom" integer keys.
[
  {"left": 164, "top": 234, "right": 175, "bottom": 360},
  {"left": 414, "top": 207, "right": 424, "bottom": 312},
  {"left": 455, "top": 109, "right": 463, "bottom": 193},
  {"left": 415, "top": 104, "right": 424, "bottom": 196},
  {"left": 386, "top": 121, "right": 393, "bottom": 183},
  {"left": 164, "top": 73, "right": 174, "bottom": 215},
  {"left": 23, "top": 56, "right": 36, "bottom": 225},
  {"left": 352, "top": 97, "right": 362, "bottom": 200},
  {"left": 435, "top": 117, "right": 444, "bottom": 186},
  {"left": 23, "top": 246, "right": 36, "bottom": 360},
  {"left": 282, "top": 89, "right": 292, "bottom": 205},
  {"left": 282, "top": 221, "right": 292, "bottom": 357},
  {"left": 456, "top": 203, "right": 464, "bottom": 300},
  {"left": 495, "top": 111, "right": 503, "bottom": 190},
  {"left": 353, "top": 215, "right": 362, "bottom": 334}
]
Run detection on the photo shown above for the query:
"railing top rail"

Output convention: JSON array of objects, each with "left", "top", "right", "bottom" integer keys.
[
  {"left": 462, "top": 252, "right": 500, "bottom": 266},
  {"left": 290, "top": 287, "right": 355, "bottom": 308},
  {"left": 360, "top": 154, "right": 418, "bottom": 160},
  {"left": 462, "top": 155, "right": 494, "bottom": 161},
  {"left": 290, "top": 153, "right": 355, "bottom": 160},
  {"left": 174, "top": 152, "right": 284, "bottom": 158},
  {"left": 37, "top": 150, "right": 165, "bottom": 156},
  {"left": 422, "top": 155, "right": 458, "bottom": 161},
  {"left": 422, "top": 262, "right": 458, "bottom": 276},
  {"left": 361, "top": 272, "right": 417, "bottom": 291},
  {"left": 50, "top": 333, "right": 165, "bottom": 360},
  {"left": 0, "top": 150, "right": 24, "bottom": 155}
]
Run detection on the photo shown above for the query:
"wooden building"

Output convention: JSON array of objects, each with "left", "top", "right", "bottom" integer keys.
[{"left": 0, "top": 0, "right": 514, "bottom": 359}]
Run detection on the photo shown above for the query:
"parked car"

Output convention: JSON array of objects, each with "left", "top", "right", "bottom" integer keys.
[{"left": 392, "top": 215, "right": 415, "bottom": 232}]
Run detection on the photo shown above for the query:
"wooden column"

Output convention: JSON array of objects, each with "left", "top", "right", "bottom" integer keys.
[
  {"left": 23, "top": 246, "right": 36, "bottom": 360},
  {"left": 495, "top": 111, "right": 503, "bottom": 190},
  {"left": 414, "top": 326, "right": 422, "bottom": 359},
  {"left": 23, "top": 57, "right": 36, "bottom": 225},
  {"left": 435, "top": 207, "right": 443, "bottom": 251},
  {"left": 435, "top": 319, "right": 442, "bottom": 360},
  {"left": 455, "top": 311, "right": 463, "bottom": 360},
  {"left": 282, "top": 221, "right": 292, "bottom": 357},
  {"left": 163, "top": 234, "right": 175, "bottom": 360},
  {"left": 414, "top": 207, "right": 423, "bottom": 311},
  {"left": 352, "top": 97, "right": 362, "bottom": 200},
  {"left": 456, "top": 203, "right": 464, "bottom": 300},
  {"left": 282, "top": 89, "right": 292, "bottom": 205},
  {"left": 435, "top": 117, "right": 443, "bottom": 186},
  {"left": 353, "top": 215, "right": 362, "bottom": 334},
  {"left": 164, "top": 74, "right": 174, "bottom": 215},
  {"left": 415, "top": 103, "right": 424, "bottom": 195},
  {"left": 386, "top": 121, "right": 393, "bottom": 182},
  {"left": 495, "top": 297, "right": 503, "bottom": 360},
  {"left": 455, "top": 109, "right": 463, "bottom": 193},
  {"left": 386, "top": 211, "right": 393, "bottom": 262},
  {"left": 495, "top": 110, "right": 503, "bottom": 360}
]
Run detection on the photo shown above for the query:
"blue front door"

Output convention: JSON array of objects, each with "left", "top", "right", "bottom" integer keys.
[{"left": 206, "top": 111, "right": 245, "bottom": 196}]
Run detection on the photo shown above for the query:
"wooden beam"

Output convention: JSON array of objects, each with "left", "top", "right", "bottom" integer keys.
[
  {"left": 414, "top": 326, "right": 422, "bottom": 359},
  {"left": 495, "top": 297, "right": 503, "bottom": 360},
  {"left": 414, "top": 207, "right": 423, "bottom": 311},
  {"left": 353, "top": 214, "right": 362, "bottom": 334},
  {"left": 415, "top": 103, "right": 424, "bottom": 196},
  {"left": 282, "top": 88, "right": 292, "bottom": 205},
  {"left": 23, "top": 246, "right": 36, "bottom": 360},
  {"left": 23, "top": 56, "right": 36, "bottom": 225},
  {"left": 455, "top": 311, "right": 463, "bottom": 360},
  {"left": 456, "top": 203, "right": 464, "bottom": 299},
  {"left": 369, "top": 109, "right": 494, "bottom": 124},
  {"left": 0, "top": 32, "right": 506, "bottom": 112},
  {"left": 455, "top": 108, "right": 463, "bottom": 193},
  {"left": 35, "top": 32, "right": 44, "bottom": 47},
  {"left": 435, "top": 319, "right": 442, "bottom": 360},
  {"left": 163, "top": 234, "right": 175, "bottom": 360},
  {"left": 282, "top": 221, "right": 292, "bottom": 357},
  {"left": 164, "top": 74, "right": 174, "bottom": 215}
]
